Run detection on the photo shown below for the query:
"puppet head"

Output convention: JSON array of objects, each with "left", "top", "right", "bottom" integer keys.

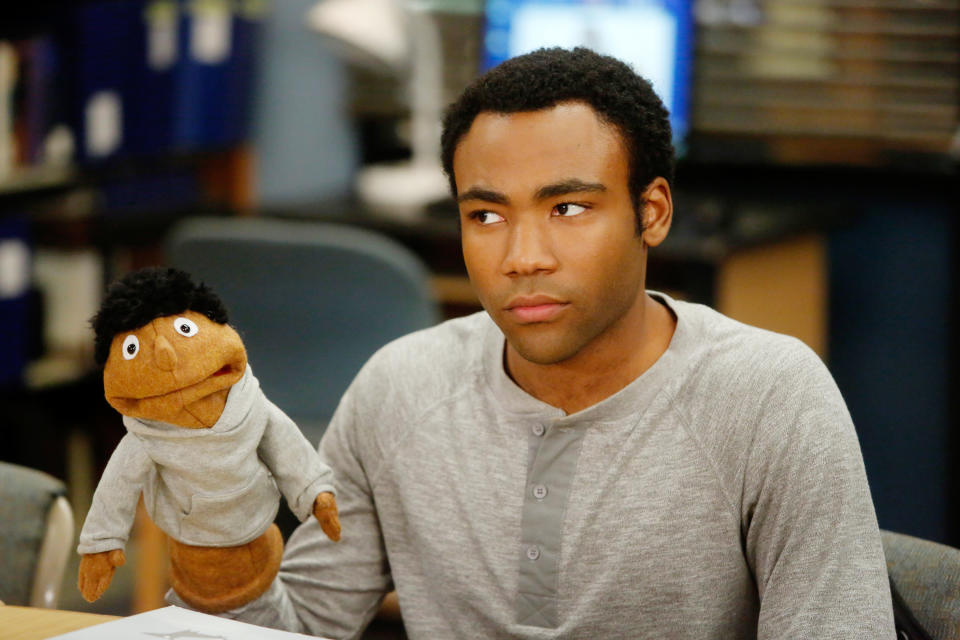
[{"left": 91, "top": 267, "right": 247, "bottom": 428}]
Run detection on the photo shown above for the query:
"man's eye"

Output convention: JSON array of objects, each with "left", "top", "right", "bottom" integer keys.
[
  {"left": 122, "top": 335, "right": 140, "bottom": 360},
  {"left": 470, "top": 211, "right": 505, "bottom": 225},
  {"left": 553, "top": 203, "right": 587, "bottom": 217},
  {"left": 173, "top": 317, "right": 199, "bottom": 337}
]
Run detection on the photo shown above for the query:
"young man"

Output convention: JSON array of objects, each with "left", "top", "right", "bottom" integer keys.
[{"left": 216, "top": 48, "right": 895, "bottom": 638}]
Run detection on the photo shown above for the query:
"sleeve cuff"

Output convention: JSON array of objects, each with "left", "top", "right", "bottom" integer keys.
[
  {"left": 291, "top": 479, "right": 336, "bottom": 522},
  {"left": 77, "top": 537, "right": 127, "bottom": 555}
]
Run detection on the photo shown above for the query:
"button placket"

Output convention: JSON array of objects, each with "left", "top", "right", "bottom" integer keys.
[{"left": 516, "top": 420, "right": 586, "bottom": 628}]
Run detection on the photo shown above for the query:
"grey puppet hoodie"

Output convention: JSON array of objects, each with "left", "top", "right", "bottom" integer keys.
[{"left": 78, "top": 365, "right": 335, "bottom": 554}]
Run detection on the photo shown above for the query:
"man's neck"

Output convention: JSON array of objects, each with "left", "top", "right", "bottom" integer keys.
[{"left": 504, "top": 294, "right": 676, "bottom": 415}]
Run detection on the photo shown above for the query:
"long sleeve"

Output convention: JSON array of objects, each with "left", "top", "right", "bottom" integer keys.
[
  {"left": 742, "top": 347, "right": 896, "bottom": 639},
  {"left": 221, "top": 384, "right": 392, "bottom": 639},
  {"left": 258, "top": 394, "right": 336, "bottom": 522},
  {"left": 77, "top": 433, "right": 153, "bottom": 554}
]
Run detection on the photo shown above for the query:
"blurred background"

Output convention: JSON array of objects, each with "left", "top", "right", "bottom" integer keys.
[{"left": 0, "top": 0, "right": 957, "bottom": 635}]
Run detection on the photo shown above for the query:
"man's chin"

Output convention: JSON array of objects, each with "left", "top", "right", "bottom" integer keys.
[{"left": 505, "top": 332, "right": 583, "bottom": 367}]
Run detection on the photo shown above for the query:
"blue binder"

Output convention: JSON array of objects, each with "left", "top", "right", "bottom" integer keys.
[
  {"left": 172, "top": 0, "right": 263, "bottom": 150},
  {"left": 15, "top": 36, "right": 60, "bottom": 165},
  {"left": 0, "top": 217, "right": 32, "bottom": 388},
  {"left": 128, "top": 0, "right": 180, "bottom": 155},
  {"left": 71, "top": 0, "right": 141, "bottom": 162}
]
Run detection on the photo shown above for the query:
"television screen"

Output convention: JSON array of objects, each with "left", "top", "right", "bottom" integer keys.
[{"left": 482, "top": 0, "right": 695, "bottom": 148}]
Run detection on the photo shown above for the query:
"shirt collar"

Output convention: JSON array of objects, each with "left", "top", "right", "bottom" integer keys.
[{"left": 482, "top": 291, "right": 691, "bottom": 425}]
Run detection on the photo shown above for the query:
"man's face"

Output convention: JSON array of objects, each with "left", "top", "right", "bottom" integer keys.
[{"left": 453, "top": 102, "right": 651, "bottom": 366}]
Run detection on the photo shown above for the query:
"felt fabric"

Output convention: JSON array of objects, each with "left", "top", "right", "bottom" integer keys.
[
  {"left": 78, "top": 365, "right": 335, "bottom": 553},
  {"left": 170, "top": 523, "right": 284, "bottom": 613},
  {"left": 103, "top": 311, "right": 247, "bottom": 428}
]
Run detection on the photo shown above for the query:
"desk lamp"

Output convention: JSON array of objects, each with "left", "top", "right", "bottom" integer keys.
[{"left": 307, "top": 0, "right": 450, "bottom": 219}]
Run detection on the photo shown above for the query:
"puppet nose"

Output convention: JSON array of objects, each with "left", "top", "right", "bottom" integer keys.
[{"left": 153, "top": 335, "right": 178, "bottom": 371}]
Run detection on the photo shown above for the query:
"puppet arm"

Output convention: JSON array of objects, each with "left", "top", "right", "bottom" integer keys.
[
  {"left": 77, "top": 433, "right": 152, "bottom": 601},
  {"left": 257, "top": 396, "right": 337, "bottom": 530}
]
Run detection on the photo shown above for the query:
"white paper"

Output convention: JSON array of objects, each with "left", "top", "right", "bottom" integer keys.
[{"left": 49, "top": 605, "right": 329, "bottom": 640}]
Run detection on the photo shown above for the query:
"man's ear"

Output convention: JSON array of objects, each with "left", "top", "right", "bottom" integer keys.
[{"left": 640, "top": 177, "right": 673, "bottom": 248}]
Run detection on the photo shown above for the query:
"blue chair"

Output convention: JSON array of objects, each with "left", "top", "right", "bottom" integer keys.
[
  {"left": 0, "top": 462, "right": 75, "bottom": 607},
  {"left": 166, "top": 216, "right": 440, "bottom": 445}
]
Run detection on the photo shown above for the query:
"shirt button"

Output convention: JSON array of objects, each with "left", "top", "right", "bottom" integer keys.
[
  {"left": 526, "top": 545, "right": 541, "bottom": 561},
  {"left": 532, "top": 424, "right": 545, "bottom": 437},
  {"left": 532, "top": 484, "right": 548, "bottom": 500}
]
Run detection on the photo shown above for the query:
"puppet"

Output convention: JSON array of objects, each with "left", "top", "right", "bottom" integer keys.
[{"left": 77, "top": 267, "right": 340, "bottom": 612}]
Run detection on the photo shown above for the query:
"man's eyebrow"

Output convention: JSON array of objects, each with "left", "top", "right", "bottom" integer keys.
[
  {"left": 535, "top": 179, "right": 606, "bottom": 201},
  {"left": 456, "top": 180, "right": 606, "bottom": 205},
  {"left": 457, "top": 187, "right": 510, "bottom": 205}
]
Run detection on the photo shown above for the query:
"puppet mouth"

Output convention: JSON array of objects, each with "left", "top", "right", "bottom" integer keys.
[{"left": 111, "top": 358, "right": 244, "bottom": 403}]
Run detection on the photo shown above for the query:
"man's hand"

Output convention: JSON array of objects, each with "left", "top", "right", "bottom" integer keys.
[
  {"left": 313, "top": 492, "right": 341, "bottom": 542},
  {"left": 78, "top": 549, "right": 126, "bottom": 602}
]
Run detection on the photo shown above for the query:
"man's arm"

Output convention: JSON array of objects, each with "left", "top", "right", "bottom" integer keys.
[
  {"left": 219, "top": 386, "right": 393, "bottom": 640},
  {"left": 743, "top": 347, "right": 896, "bottom": 639}
]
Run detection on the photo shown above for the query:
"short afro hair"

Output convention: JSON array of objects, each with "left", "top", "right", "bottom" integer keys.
[
  {"left": 441, "top": 47, "right": 674, "bottom": 231},
  {"left": 91, "top": 267, "right": 228, "bottom": 367}
]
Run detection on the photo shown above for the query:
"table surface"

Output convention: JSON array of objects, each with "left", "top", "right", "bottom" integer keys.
[{"left": 0, "top": 605, "right": 118, "bottom": 640}]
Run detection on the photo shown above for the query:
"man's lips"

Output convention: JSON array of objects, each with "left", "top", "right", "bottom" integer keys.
[{"left": 504, "top": 295, "right": 569, "bottom": 323}]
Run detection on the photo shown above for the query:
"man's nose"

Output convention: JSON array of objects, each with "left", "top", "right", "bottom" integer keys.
[
  {"left": 501, "top": 219, "right": 559, "bottom": 276},
  {"left": 153, "top": 334, "right": 178, "bottom": 371}
]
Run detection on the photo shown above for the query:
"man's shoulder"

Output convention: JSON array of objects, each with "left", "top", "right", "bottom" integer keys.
[
  {"left": 349, "top": 311, "right": 493, "bottom": 394},
  {"left": 372, "top": 310, "right": 490, "bottom": 362},
  {"left": 667, "top": 299, "right": 850, "bottom": 478},
  {"left": 666, "top": 297, "right": 840, "bottom": 437},
  {"left": 672, "top": 297, "right": 825, "bottom": 382}
]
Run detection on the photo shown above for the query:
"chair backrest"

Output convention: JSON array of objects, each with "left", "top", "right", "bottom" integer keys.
[
  {"left": 0, "top": 462, "right": 75, "bottom": 608},
  {"left": 882, "top": 529, "right": 960, "bottom": 640},
  {"left": 166, "top": 217, "right": 440, "bottom": 444}
]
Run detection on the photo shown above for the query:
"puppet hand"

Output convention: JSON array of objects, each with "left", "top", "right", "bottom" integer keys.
[
  {"left": 78, "top": 549, "right": 126, "bottom": 602},
  {"left": 313, "top": 492, "right": 341, "bottom": 542}
]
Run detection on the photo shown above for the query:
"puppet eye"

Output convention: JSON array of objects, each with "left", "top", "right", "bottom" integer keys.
[
  {"left": 173, "top": 317, "right": 199, "bottom": 337},
  {"left": 122, "top": 335, "right": 140, "bottom": 360}
]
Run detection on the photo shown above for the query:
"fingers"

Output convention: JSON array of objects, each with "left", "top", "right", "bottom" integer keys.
[
  {"left": 318, "top": 508, "right": 342, "bottom": 542},
  {"left": 78, "top": 550, "right": 123, "bottom": 602},
  {"left": 92, "top": 571, "right": 113, "bottom": 602},
  {"left": 79, "top": 563, "right": 112, "bottom": 602},
  {"left": 313, "top": 493, "right": 341, "bottom": 542},
  {"left": 107, "top": 548, "right": 126, "bottom": 567}
]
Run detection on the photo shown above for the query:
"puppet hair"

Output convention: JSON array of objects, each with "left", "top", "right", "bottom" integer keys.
[{"left": 91, "top": 267, "right": 229, "bottom": 367}]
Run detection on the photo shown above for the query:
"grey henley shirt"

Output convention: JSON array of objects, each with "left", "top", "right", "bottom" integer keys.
[{"left": 218, "top": 293, "right": 896, "bottom": 639}]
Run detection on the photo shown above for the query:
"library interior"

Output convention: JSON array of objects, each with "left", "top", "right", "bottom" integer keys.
[{"left": 0, "top": 1, "right": 958, "bottom": 638}]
